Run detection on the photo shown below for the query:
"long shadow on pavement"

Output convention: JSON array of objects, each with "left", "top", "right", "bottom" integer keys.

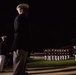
[
  {"left": 2, "top": 66, "right": 76, "bottom": 75},
  {"left": 29, "top": 68, "right": 76, "bottom": 75}
]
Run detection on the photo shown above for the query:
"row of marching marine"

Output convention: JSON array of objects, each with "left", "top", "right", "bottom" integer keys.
[{"left": 44, "top": 49, "right": 70, "bottom": 61}]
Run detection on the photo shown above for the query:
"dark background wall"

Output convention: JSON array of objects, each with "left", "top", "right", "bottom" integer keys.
[{"left": 0, "top": 0, "right": 76, "bottom": 51}]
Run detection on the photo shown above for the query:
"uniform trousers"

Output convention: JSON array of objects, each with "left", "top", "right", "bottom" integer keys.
[
  {"left": 13, "top": 49, "right": 28, "bottom": 75},
  {"left": 0, "top": 55, "right": 5, "bottom": 72}
]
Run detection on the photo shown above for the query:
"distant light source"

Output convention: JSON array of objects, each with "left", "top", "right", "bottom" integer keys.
[{"left": 73, "top": 46, "right": 76, "bottom": 49}]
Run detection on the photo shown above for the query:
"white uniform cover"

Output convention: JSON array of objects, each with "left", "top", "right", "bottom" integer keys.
[{"left": 0, "top": 55, "right": 5, "bottom": 71}]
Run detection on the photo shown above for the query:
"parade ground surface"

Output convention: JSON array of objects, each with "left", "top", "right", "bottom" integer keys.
[{"left": 0, "top": 66, "right": 76, "bottom": 75}]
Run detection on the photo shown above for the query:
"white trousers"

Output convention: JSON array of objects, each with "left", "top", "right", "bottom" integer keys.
[{"left": 0, "top": 55, "right": 5, "bottom": 71}]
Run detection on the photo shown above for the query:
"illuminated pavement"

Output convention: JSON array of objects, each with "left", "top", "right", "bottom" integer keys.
[{"left": 0, "top": 66, "right": 76, "bottom": 75}]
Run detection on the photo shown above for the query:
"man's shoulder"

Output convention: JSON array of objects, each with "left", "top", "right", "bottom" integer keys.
[{"left": 16, "top": 14, "right": 26, "bottom": 20}]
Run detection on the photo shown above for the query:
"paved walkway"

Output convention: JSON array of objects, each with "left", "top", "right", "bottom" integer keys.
[{"left": 0, "top": 66, "right": 76, "bottom": 75}]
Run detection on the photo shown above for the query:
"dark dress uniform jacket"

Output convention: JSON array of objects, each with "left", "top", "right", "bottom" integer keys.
[
  {"left": 11, "top": 14, "right": 30, "bottom": 52},
  {"left": 0, "top": 41, "right": 9, "bottom": 55}
]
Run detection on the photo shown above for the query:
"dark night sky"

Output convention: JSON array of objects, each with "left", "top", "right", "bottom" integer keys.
[{"left": 0, "top": 0, "right": 76, "bottom": 51}]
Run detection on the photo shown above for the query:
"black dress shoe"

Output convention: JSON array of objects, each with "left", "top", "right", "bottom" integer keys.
[
  {"left": 0, "top": 71, "right": 5, "bottom": 73},
  {"left": 25, "top": 72, "right": 30, "bottom": 75}
]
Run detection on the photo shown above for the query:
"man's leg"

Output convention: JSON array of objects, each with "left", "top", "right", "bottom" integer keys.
[
  {"left": 13, "top": 49, "right": 28, "bottom": 75},
  {"left": 0, "top": 55, "right": 5, "bottom": 72}
]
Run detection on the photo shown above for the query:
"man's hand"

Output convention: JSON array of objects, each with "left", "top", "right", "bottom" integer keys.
[{"left": 8, "top": 52, "right": 13, "bottom": 55}]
